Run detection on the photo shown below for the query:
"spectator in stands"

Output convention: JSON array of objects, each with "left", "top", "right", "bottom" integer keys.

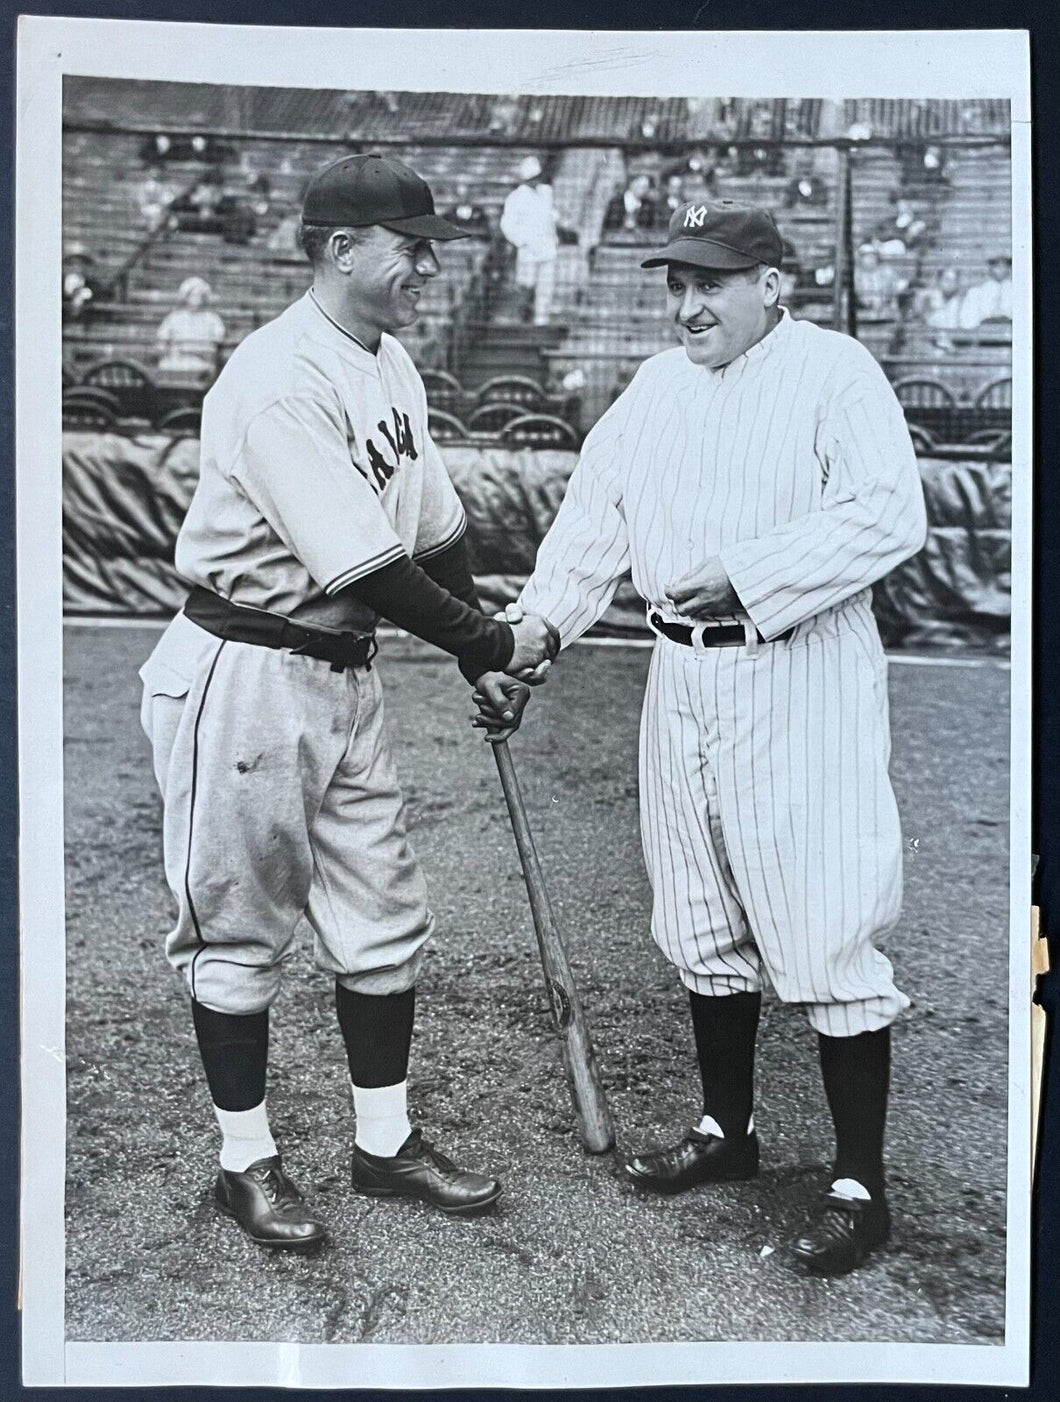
[
  {"left": 242, "top": 169, "right": 273, "bottom": 220},
  {"left": 958, "top": 255, "right": 1012, "bottom": 328},
  {"left": 663, "top": 149, "right": 717, "bottom": 198},
  {"left": 660, "top": 172, "right": 686, "bottom": 223},
  {"left": 489, "top": 95, "right": 522, "bottom": 138},
  {"left": 139, "top": 132, "right": 232, "bottom": 165},
  {"left": 216, "top": 193, "right": 258, "bottom": 245},
  {"left": 854, "top": 243, "right": 907, "bottom": 318},
  {"left": 140, "top": 132, "right": 173, "bottom": 164},
  {"left": 898, "top": 141, "right": 949, "bottom": 187},
  {"left": 872, "top": 194, "right": 931, "bottom": 258},
  {"left": 172, "top": 171, "right": 225, "bottom": 234},
  {"left": 783, "top": 155, "right": 829, "bottom": 209},
  {"left": 444, "top": 179, "right": 490, "bottom": 237},
  {"left": 213, "top": 171, "right": 266, "bottom": 246},
  {"left": 500, "top": 155, "right": 560, "bottom": 325},
  {"left": 735, "top": 144, "right": 785, "bottom": 177},
  {"left": 908, "top": 265, "right": 964, "bottom": 352},
  {"left": 603, "top": 173, "right": 658, "bottom": 236},
  {"left": 922, "top": 145, "right": 947, "bottom": 180},
  {"left": 916, "top": 266, "right": 965, "bottom": 331},
  {"left": 136, "top": 165, "right": 179, "bottom": 233},
  {"left": 266, "top": 211, "right": 303, "bottom": 257},
  {"left": 62, "top": 244, "right": 102, "bottom": 323},
  {"left": 155, "top": 276, "right": 227, "bottom": 382}
]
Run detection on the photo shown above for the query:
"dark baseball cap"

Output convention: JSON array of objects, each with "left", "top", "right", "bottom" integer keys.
[
  {"left": 642, "top": 199, "right": 784, "bottom": 271},
  {"left": 302, "top": 153, "right": 469, "bottom": 241}
]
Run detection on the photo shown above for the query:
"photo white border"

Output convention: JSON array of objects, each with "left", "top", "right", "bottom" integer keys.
[{"left": 16, "top": 17, "right": 1033, "bottom": 1389}]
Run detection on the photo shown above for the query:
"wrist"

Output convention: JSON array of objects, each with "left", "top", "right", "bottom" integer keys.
[{"left": 458, "top": 620, "right": 513, "bottom": 684}]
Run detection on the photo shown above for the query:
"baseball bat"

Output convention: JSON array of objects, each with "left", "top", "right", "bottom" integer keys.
[{"left": 491, "top": 738, "right": 616, "bottom": 1153}]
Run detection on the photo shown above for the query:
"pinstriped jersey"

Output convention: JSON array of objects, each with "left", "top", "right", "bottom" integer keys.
[
  {"left": 175, "top": 292, "right": 466, "bottom": 630},
  {"left": 519, "top": 309, "right": 927, "bottom": 643}
]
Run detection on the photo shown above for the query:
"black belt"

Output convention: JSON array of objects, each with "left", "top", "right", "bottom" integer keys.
[
  {"left": 184, "top": 586, "right": 378, "bottom": 673},
  {"left": 648, "top": 611, "right": 792, "bottom": 649}
]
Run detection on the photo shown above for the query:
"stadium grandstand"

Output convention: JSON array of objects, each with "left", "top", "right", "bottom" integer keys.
[{"left": 61, "top": 82, "right": 1014, "bottom": 651}]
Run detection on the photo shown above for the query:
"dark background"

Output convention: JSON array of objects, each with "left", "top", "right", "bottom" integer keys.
[{"left": 2, "top": 0, "right": 1057, "bottom": 1399}]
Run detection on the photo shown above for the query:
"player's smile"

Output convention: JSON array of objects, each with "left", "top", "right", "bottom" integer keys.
[
  {"left": 666, "top": 261, "right": 777, "bottom": 369},
  {"left": 341, "top": 228, "right": 441, "bottom": 342}
]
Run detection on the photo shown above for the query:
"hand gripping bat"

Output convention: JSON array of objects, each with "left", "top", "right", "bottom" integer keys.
[{"left": 491, "top": 738, "right": 616, "bottom": 1153}]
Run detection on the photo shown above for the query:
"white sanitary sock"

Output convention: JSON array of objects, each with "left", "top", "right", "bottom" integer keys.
[
  {"left": 353, "top": 1080, "right": 412, "bottom": 1157},
  {"left": 831, "top": 1177, "right": 873, "bottom": 1201},
  {"left": 696, "top": 1113, "right": 755, "bottom": 1139},
  {"left": 215, "top": 1101, "right": 278, "bottom": 1172}
]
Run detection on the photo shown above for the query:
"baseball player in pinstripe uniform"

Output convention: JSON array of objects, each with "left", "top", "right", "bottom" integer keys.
[
  {"left": 513, "top": 198, "right": 927, "bottom": 1274},
  {"left": 140, "top": 154, "right": 555, "bottom": 1252}
]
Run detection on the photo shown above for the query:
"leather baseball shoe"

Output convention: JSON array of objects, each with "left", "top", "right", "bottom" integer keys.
[
  {"left": 792, "top": 1190, "right": 891, "bottom": 1275},
  {"left": 350, "top": 1129, "right": 502, "bottom": 1215},
  {"left": 624, "top": 1128, "right": 760, "bottom": 1194},
  {"left": 214, "top": 1156, "right": 327, "bottom": 1252}
]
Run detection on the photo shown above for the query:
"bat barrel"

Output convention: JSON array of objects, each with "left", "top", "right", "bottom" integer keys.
[{"left": 492, "top": 739, "right": 616, "bottom": 1153}]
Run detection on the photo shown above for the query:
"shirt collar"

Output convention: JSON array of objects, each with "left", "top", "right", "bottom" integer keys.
[
  {"left": 305, "top": 289, "right": 380, "bottom": 367},
  {"left": 714, "top": 304, "right": 793, "bottom": 378}
]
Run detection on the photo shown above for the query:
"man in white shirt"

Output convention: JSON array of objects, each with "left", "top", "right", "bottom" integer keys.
[
  {"left": 958, "top": 255, "right": 1013, "bottom": 328},
  {"left": 500, "top": 155, "right": 560, "bottom": 324}
]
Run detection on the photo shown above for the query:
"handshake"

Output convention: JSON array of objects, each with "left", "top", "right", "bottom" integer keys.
[
  {"left": 470, "top": 601, "right": 559, "bottom": 744},
  {"left": 503, "top": 601, "right": 560, "bottom": 682}
]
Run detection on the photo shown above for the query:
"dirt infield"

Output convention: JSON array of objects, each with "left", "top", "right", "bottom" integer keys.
[{"left": 63, "top": 625, "right": 1011, "bottom": 1346}]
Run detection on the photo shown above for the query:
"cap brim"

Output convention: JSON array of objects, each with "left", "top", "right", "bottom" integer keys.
[
  {"left": 382, "top": 213, "right": 471, "bottom": 241},
  {"left": 641, "top": 238, "right": 763, "bottom": 270}
]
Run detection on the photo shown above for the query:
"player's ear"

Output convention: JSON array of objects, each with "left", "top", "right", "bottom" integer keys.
[
  {"left": 328, "top": 229, "right": 362, "bottom": 273},
  {"left": 761, "top": 266, "right": 782, "bottom": 308}
]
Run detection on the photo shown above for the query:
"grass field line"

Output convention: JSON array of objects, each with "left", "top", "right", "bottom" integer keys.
[{"left": 62, "top": 616, "right": 1011, "bottom": 669}]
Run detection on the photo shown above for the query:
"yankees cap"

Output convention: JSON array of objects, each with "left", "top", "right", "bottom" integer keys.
[
  {"left": 642, "top": 199, "right": 784, "bottom": 271},
  {"left": 302, "top": 153, "right": 470, "bottom": 240}
]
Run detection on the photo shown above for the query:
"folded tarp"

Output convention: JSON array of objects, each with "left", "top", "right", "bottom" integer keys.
[
  {"left": 63, "top": 431, "right": 201, "bottom": 616},
  {"left": 873, "top": 457, "right": 1012, "bottom": 650},
  {"left": 62, "top": 433, "right": 1011, "bottom": 650}
]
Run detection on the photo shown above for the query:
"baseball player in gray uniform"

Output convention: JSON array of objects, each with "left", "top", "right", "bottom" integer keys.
[
  {"left": 514, "top": 199, "right": 927, "bottom": 1274},
  {"left": 140, "top": 153, "right": 555, "bottom": 1251}
]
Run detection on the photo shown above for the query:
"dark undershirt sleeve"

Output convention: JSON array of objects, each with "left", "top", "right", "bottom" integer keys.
[
  {"left": 418, "top": 538, "right": 498, "bottom": 683},
  {"left": 418, "top": 535, "right": 482, "bottom": 611},
  {"left": 338, "top": 547, "right": 513, "bottom": 681}
]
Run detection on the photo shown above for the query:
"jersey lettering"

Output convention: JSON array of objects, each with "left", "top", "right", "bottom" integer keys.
[{"left": 361, "top": 408, "right": 420, "bottom": 491}]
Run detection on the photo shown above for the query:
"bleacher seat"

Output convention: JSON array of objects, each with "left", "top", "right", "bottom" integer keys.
[
  {"left": 501, "top": 414, "right": 579, "bottom": 450},
  {"left": 467, "top": 401, "right": 528, "bottom": 434}
]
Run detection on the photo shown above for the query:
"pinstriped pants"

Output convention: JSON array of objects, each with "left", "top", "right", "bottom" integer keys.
[{"left": 638, "top": 622, "right": 908, "bottom": 1036}]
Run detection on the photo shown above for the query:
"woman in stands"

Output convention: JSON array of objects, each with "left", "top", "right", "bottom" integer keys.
[{"left": 155, "top": 276, "right": 227, "bottom": 384}]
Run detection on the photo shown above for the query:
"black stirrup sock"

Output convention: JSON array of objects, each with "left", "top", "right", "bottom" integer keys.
[
  {"left": 818, "top": 1024, "right": 891, "bottom": 1197},
  {"left": 190, "top": 998, "right": 269, "bottom": 1112},
  {"left": 688, "top": 989, "right": 761, "bottom": 1139},
  {"left": 335, "top": 982, "right": 416, "bottom": 1089}
]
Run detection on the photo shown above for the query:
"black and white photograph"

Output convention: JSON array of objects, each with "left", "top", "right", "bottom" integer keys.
[{"left": 17, "top": 19, "right": 1032, "bottom": 1391}]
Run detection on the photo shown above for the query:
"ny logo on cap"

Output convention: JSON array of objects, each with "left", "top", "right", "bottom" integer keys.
[{"left": 684, "top": 205, "right": 709, "bottom": 228}]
